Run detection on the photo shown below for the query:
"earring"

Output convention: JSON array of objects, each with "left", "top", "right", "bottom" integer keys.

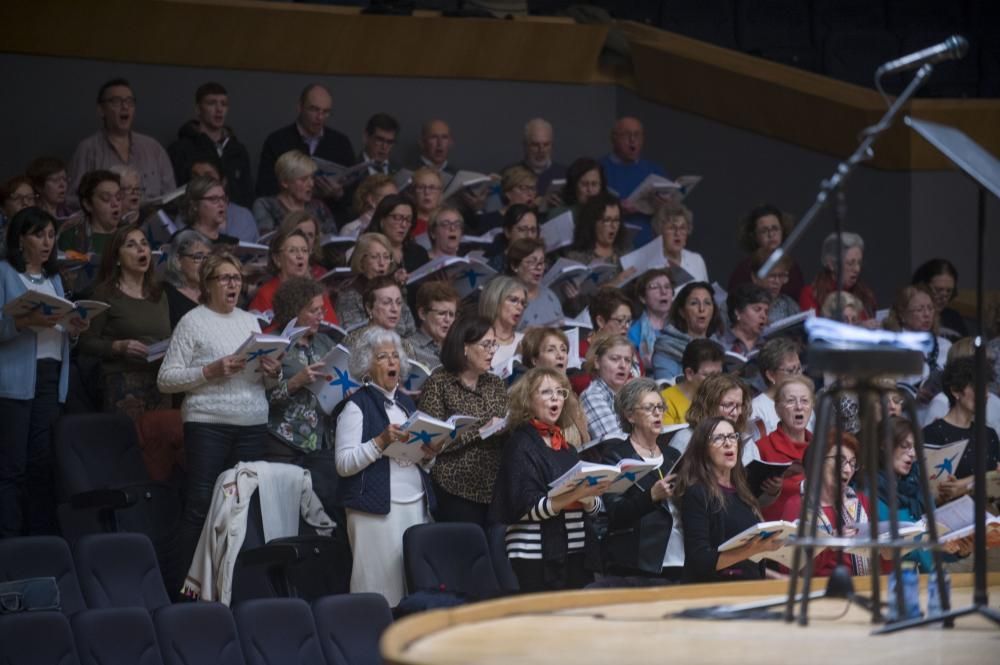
[{"left": 361, "top": 373, "right": 372, "bottom": 385}]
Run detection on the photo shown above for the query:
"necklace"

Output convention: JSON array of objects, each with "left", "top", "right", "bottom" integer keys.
[
  {"left": 630, "top": 436, "right": 659, "bottom": 458},
  {"left": 24, "top": 272, "right": 46, "bottom": 285}
]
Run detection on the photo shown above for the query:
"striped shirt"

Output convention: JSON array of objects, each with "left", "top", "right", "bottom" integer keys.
[{"left": 505, "top": 496, "right": 603, "bottom": 560}]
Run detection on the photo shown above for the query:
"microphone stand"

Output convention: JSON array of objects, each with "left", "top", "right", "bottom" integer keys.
[{"left": 756, "top": 64, "right": 934, "bottom": 283}]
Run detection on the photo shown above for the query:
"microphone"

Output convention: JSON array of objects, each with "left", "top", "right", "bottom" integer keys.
[{"left": 875, "top": 35, "right": 969, "bottom": 77}]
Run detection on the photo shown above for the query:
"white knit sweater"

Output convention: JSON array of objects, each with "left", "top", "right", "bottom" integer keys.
[{"left": 157, "top": 305, "right": 272, "bottom": 426}]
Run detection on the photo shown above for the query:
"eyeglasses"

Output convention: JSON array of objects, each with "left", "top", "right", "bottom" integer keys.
[
  {"left": 826, "top": 456, "right": 859, "bottom": 471},
  {"left": 506, "top": 296, "right": 527, "bottom": 307},
  {"left": 663, "top": 222, "right": 688, "bottom": 234},
  {"left": 781, "top": 397, "right": 812, "bottom": 408},
  {"left": 511, "top": 184, "right": 536, "bottom": 194},
  {"left": 609, "top": 315, "right": 632, "bottom": 327},
  {"left": 776, "top": 365, "right": 802, "bottom": 375},
  {"left": 538, "top": 388, "right": 570, "bottom": 401},
  {"left": 598, "top": 216, "right": 621, "bottom": 226},
  {"left": 719, "top": 401, "right": 742, "bottom": 413},
  {"left": 101, "top": 95, "right": 135, "bottom": 108},
  {"left": 757, "top": 225, "right": 782, "bottom": 237},
  {"left": 181, "top": 252, "right": 209, "bottom": 262},
  {"left": 766, "top": 271, "right": 790, "bottom": 283},
  {"left": 635, "top": 403, "right": 666, "bottom": 415},
  {"left": 427, "top": 308, "right": 456, "bottom": 319},
  {"left": 201, "top": 195, "right": 228, "bottom": 205},
  {"left": 435, "top": 220, "right": 463, "bottom": 230},
  {"left": 120, "top": 186, "right": 144, "bottom": 197},
  {"left": 475, "top": 340, "right": 501, "bottom": 352},
  {"left": 9, "top": 193, "right": 37, "bottom": 205},
  {"left": 646, "top": 282, "right": 673, "bottom": 293},
  {"left": 210, "top": 274, "right": 242, "bottom": 285},
  {"left": 375, "top": 352, "right": 401, "bottom": 362},
  {"left": 386, "top": 213, "right": 413, "bottom": 225},
  {"left": 710, "top": 432, "right": 741, "bottom": 447}
]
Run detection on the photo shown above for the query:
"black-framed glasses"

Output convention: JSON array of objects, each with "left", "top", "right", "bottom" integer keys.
[
  {"left": 210, "top": 274, "right": 242, "bottom": 285},
  {"left": 709, "top": 432, "right": 740, "bottom": 447}
]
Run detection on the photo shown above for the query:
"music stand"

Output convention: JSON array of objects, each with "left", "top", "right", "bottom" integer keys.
[{"left": 869, "top": 117, "right": 1000, "bottom": 633}]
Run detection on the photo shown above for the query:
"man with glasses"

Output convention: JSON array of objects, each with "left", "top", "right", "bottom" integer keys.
[
  {"left": 168, "top": 81, "right": 254, "bottom": 208},
  {"left": 599, "top": 116, "right": 667, "bottom": 247},
  {"left": 68, "top": 78, "right": 176, "bottom": 207},
  {"left": 256, "top": 84, "right": 355, "bottom": 207}
]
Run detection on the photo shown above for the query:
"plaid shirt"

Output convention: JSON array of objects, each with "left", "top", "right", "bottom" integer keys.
[{"left": 580, "top": 377, "right": 623, "bottom": 442}]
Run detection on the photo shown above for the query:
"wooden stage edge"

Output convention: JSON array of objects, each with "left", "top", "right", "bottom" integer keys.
[{"left": 382, "top": 572, "right": 1000, "bottom": 665}]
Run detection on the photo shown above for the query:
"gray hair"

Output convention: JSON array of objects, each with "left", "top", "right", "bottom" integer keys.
[
  {"left": 478, "top": 275, "right": 527, "bottom": 323},
  {"left": 820, "top": 231, "right": 864, "bottom": 270},
  {"left": 614, "top": 377, "right": 662, "bottom": 434},
  {"left": 348, "top": 327, "right": 411, "bottom": 380},
  {"left": 523, "top": 117, "right": 553, "bottom": 142},
  {"left": 163, "top": 228, "right": 212, "bottom": 288}
]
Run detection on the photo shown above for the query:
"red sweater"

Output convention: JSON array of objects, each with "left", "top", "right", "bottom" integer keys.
[
  {"left": 781, "top": 492, "right": 890, "bottom": 576},
  {"left": 757, "top": 427, "right": 811, "bottom": 521},
  {"left": 249, "top": 276, "right": 339, "bottom": 326}
]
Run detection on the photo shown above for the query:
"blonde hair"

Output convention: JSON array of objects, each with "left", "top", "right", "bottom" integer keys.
[
  {"left": 508, "top": 368, "right": 575, "bottom": 430},
  {"left": 198, "top": 251, "right": 242, "bottom": 304},
  {"left": 278, "top": 209, "right": 322, "bottom": 263},
  {"left": 883, "top": 284, "right": 939, "bottom": 335},
  {"left": 820, "top": 290, "right": 864, "bottom": 320},
  {"left": 501, "top": 165, "right": 536, "bottom": 194},
  {"left": 774, "top": 375, "right": 815, "bottom": 403},
  {"left": 275, "top": 150, "right": 317, "bottom": 184},
  {"left": 582, "top": 332, "right": 633, "bottom": 376},
  {"left": 350, "top": 233, "right": 392, "bottom": 274}
]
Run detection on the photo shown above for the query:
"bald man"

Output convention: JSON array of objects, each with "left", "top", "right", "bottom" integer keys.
[
  {"left": 410, "top": 119, "right": 459, "bottom": 175},
  {"left": 256, "top": 83, "right": 355, "bottom": 200},
  {"left": 513, "top": 118, "right": 566, "bottom": 203},
  {"left": 599, "top": 116, "right": 667, "bottom": 247}
]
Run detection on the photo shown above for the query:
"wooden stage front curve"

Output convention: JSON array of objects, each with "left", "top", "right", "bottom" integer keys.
[{"left": 382, "top": 573, "right": 1000, "bottom": 665}]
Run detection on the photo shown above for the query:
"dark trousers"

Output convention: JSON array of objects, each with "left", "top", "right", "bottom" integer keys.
[
  {"left": 511, "top": 552, "right": 592, "bottom": 594},
  {"left": 0, "top": 360, "right": 62, "bottom": 538},
  {"left": 173, "top": 422, "right": 269, "bottom": 589},
  {"left": 432, "top": 482, "right": 489, "bottom": 528}
]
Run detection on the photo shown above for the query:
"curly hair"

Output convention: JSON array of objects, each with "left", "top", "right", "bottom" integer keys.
[
  {"left": 508, "top": 367, "right": 574, "bottom": 431},
  {"left": 272, "top": 276, "right": 324, "bottom": 331}
]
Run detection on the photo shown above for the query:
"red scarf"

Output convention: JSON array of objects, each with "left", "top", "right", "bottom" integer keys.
[{"left": 530, "top": 419, "right": 568, "bottom": 451}]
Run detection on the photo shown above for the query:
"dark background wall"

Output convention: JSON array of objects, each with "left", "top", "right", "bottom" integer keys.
[{"left": 2, "top": 52, "right": 996, "bottom": 304}]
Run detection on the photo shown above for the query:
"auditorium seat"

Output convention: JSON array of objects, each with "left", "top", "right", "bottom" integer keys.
[
  {"left": 0, "top": 611, "right": 81, "bottom": 665},
  {"left": 403, "top": 522, "right": 502, "bottom": 601},
  {"left": 154, "top": 603, "right": 247, "bottom": 665},
  {"left": 73, "top": 533, "right": 171, "bottom": 611},
  {"left": 53, "top": 413, "right": 181, "bottom": 569},
  {"left": 0, "top": 536, "right": 87, "bottom": 615},
  {"left": 71, "top": 607, "right": 164, "bottom": 665},
  {"left": 312, "top": 593, "right": 392, "bottom": 665},
  {"left": 234, "top": 598, "right": 326, "bottom": 665}
]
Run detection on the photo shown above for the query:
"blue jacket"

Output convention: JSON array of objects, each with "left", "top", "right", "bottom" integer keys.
[
  {"left": 335, "top": 385, "right": 436, "bottom": 515},
  {"left": 0, "top": 261, "right": 71, "bottom": 401}
]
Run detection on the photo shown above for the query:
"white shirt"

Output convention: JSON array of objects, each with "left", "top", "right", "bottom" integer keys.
[
  {"left": 679, "top": 248, "right": 709, "bottom": 283},
  {"left": 18, "top": 273, "right": 64, "bottom": 361},
  {"left": 334, "top": 384, "right": 424, "bottom": 503}
]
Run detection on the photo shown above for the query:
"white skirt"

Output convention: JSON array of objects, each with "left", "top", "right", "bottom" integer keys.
[{"left": 346, "top": 499, "right": 429, "bottom": 607}]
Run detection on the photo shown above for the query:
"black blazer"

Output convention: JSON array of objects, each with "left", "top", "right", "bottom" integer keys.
[{"left": 600, "top": 437, "right": 681, "bottom": 575}]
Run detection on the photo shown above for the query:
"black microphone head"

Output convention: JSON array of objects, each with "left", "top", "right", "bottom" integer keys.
[{"left": 947, "top": 35, "right": 970, "bottom": 59}]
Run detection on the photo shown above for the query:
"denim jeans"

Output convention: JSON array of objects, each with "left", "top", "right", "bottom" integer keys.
[
  {"left": 175, "top": 421, "right": 269, "bottom": 585},
  {"left": 0, "top": 359, "right": 62, "bottom": 538}
]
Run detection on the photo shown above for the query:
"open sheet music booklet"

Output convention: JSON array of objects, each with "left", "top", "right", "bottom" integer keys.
[
  {"left": 933, "top": 495, "right": 1000, "bottom": 544},
  {"left": 924, "top": 439, "right": 969, "bottom": 492},
  {"left": 381, "top": 412, "right": 479, "bottom": 463},
  {"left": 744, "top": 459, "right": 794, "bottom": 497},
  {"left": 306, "top": 344, "right": 360, "bottom": 413},
  {"left": 547, "top": 459, "right": 662, "bottom": 498},
  {"left": 539, "top": 210, "right": 574, "bottom": 252},
  {"left": 624, "top": 174, "right": 702, "bottom": 215},
  {"left": 718, "top": 520, "right": 802, "bottom": 567},
  {"left": 2, "top": 290, "right": 109, "bottom": 327}
]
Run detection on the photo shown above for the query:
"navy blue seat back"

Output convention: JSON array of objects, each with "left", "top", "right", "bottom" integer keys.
[
  {"left": 312, "top": 593, "right": 392, "bottom": 665},
  {"left": 0, "top": 536, "right": 87, "bottom": 615},
  {"left": 234, "top": 598, "right": 325, "bottom": 665},
  {"left": 0, "top": 611, "right": 80, "bottom": 665},
  {"left": 72, "top": 607, "right": 163, "bottom": 665},
  {"left": 73, "top": 533, "right": 170, "bottom": 611},
  {"left": 403, "top": 522, "right": 501, "bottom": 600},
  {"left": 154, "top": 603, "right": 247, "bottom": 665}
]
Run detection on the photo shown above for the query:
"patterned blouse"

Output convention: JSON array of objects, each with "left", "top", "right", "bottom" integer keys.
[
  {"left": 266, "top": 332, "right": 335, "bottom": 453},
  {"left": 417, "top": 368, "right": 509, "bottom": 504}
]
